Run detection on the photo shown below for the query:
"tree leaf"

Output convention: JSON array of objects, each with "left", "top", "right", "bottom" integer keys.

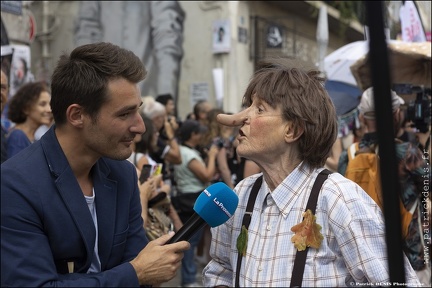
[
  {"left": 291, "top": 209, "right": 323, "bottom": 251},
  {"left": 236, "top": 225, "right": 248, "bottom": 257}
]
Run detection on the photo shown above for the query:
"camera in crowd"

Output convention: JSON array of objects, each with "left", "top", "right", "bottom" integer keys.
[{"left": 393, "top": 84, "right": 431, "bottom": 133}]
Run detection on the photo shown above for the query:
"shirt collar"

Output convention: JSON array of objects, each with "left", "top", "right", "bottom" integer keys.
[{"left": 264, "top": 161, "right": 314, "bottom": 218}]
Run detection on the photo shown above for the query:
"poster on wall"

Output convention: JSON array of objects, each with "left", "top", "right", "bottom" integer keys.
[
  {"left": 212, "top": 19, "right": 231, "bottom": 54},
  {"left": 1, "top": 45, "right": 13, "bottom": 88},
  {"left": 190, "top": 82, "right": 209, "bottom": 108},
  {"left": 9, "top": 44, "right": 34, "bottom": 98},
  {"left": 1, "top": 45, "right": 34, "bottom": 129},
  {"left": 267, "top": 25, "right": 283, "bottom": 48}
]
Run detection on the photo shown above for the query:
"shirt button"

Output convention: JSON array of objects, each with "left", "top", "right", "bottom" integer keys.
[
  {"left": 267, "top": 225, "right": 271, "bottom": 231},
  {"left": 258, "top": 266, "right": 263, "bottom": 271}
]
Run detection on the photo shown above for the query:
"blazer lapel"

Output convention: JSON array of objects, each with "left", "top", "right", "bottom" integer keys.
[
  {"left": 92, "top": 161, "right": 117, "bottom": 269},
  {"left": 56, "top": 172, "right": 96, "bottom": 272},
  {"left": 41, "top": 126, "right": 96, "bottom": 272}
]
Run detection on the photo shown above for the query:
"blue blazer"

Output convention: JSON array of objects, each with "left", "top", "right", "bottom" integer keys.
[{"left": 1, "top": 126, "right": 149, "bottom": 286}]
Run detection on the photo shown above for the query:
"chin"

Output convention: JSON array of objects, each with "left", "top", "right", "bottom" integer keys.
[
  {"left": 107, "top": 148, "right": 133, "bottom": 161},
  {"left": 236, "top": 145, "right": 251, "bottom": 159}
]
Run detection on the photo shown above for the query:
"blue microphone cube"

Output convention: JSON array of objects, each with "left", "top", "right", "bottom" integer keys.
[{"left": 193, "top": 182, "right": 239, "bottom": 227}]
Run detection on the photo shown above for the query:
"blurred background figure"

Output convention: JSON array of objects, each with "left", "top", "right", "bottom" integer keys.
[
  {"left": 34, "top": 113, "right": 54, "bottom": 141},
  {"left": 198, "top": 108, "right": 236, "bottom": 267},
  {"left": 172, "top": 119, "right": 219, "bottom": 287},
  {"left": 156, "top": 94, "right": 179, "bottom": 121},
  {"left": 6, "top": 81, "right": 51, "bottom": 158},
  {"left": 156, "top": 93, "right": 181, "bottom": 137},
  {"left": 134, "top": 115, "right": 183, "bottom": 240},
  {"left": 141, "top": 96, "right": 182, "bottom": 197},
  {"left": 130, "top": 115, "right": 158, "bottom": 171},
  {"left": 74, "top": 1, "right": 185, "bottom": 104},
  {"left": 1, "top": 68, "right": 9, "bottom": 163},
  {"left": 193, "top": 100, "right": 213, "bottom": 127},
  {"left": 338, "top": 87, "right": 430, "bottom": 286},
  {"left": 202, "top": 108, "right": 235, "bottom": 189}
]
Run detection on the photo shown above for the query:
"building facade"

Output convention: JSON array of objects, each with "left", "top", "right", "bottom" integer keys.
[{"left": 2, "top": 1, "right": 366, "bottom": 118}]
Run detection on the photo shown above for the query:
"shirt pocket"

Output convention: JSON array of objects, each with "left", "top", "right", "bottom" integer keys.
[{"left": 112, "top": 225, "right": 129, "bottom": 246}]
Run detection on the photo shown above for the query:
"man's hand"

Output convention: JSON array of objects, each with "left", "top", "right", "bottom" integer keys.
[{"left": 130, "top": 232, "right": 190, "bottom": 285}]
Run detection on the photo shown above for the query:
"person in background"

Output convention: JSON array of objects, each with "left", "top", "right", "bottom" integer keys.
[
  {"left": 135, "top": 114, "right": 183, "bottom": 233},
  {"left": 339, "top": 87, "right": 430, "bottom": 286},
  {"left": 1, "top": 42, "right": 189, "bottom": 286},
  {"left": 156, "top": 94, "right": 176, "bottom": 116},
  {"left": 172, "top": 119, "right": 219, "bottom": 287},
  {"left": 325, "top": 108, "right": 361, "bottom": 172},
  {"left": 141, "top": 96, "right": 182, "bottom": 207},
  {"left": 193, "top": 100, "right": 212, "bottom": 127},
  {"left": 34, "top": 113, "right": 54, "bottom": 141},
  {"left": 203, "top": 57, "right": 420, "bottom": 287},
  {"left": 1, "top": 68, "right": 9, "bottom": 163},
  {"left": 197, "top": 108, "right": 236, "bottom": 268},
  {"left": 185, "top": 111, "right": 196, "bottom": 120},
  {"left": 397, "top": 108, "right": 417, "bottom": 144},
  {"left": 202, "top": 108, "right": 235, "bottom": 189},
  {"left": 6, "top": 81, "right": 52, "bottom": 158},
  {"left": 142, "top": 96, "right": 182, "bottom": 168},
  {"left": 155, "top": 93, "right": 180, "bottom": 127}
]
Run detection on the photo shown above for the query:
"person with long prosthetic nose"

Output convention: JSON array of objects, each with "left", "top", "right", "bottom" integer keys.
[
  {"left": 202, "top": 57, "right": 420, "bottom": 287},
  {"left": 167, "top": 182, "right": 238, "bottom": 243}
]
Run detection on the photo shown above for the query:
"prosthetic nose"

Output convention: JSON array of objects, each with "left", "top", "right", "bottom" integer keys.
[{"left": 216, "top": 109, "right": 249, "bottom": 127}]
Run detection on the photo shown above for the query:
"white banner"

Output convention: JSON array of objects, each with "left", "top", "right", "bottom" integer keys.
[
  {"left": 399, "top": 1, "right": 426, "bottom": 42},
  {"left": 212, "top": 68, "right": 223, "bottom": 108}
]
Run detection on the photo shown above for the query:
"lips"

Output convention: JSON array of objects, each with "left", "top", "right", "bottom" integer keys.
[{"left": 122, "top": 136, "right": 136, "bottom": 143}]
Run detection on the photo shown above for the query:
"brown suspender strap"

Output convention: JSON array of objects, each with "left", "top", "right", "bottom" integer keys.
[
  {"left": 290, "top": 169, "right": 332, "bottom": 287},
  {"left": 235, "top": 175, "right": 262, "bottom": 287}
]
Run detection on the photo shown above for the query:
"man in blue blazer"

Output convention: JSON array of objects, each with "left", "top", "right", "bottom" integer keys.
[{"left": 1, "top": 42, "right": 190, "bottom": 286}]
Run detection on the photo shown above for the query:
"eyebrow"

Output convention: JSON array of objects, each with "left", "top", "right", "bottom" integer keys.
[{"left": 116, "top": 102, "right": 142, "bottom": 115}]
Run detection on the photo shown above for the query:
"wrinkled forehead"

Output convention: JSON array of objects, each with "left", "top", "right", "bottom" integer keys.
[{"left": 242, "top": 92, "right": 273, "bottom": 109}]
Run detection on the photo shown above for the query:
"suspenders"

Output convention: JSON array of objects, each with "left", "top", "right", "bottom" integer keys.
[{"left": 234, "top": 169, "right": 332, "bottom": 287}]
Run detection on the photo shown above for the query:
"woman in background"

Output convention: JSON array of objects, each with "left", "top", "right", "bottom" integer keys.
[{"left": 6, "top": 81, "right": 51, "bottom": 158}]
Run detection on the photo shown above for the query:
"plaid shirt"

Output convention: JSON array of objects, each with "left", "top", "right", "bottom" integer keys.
[{"left": 203, "top": 162, "right": 421, "bottom": 287}]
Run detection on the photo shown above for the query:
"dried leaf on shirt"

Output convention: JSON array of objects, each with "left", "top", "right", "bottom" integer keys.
[
  {"left": 236, "top": 225, "right": 248, "bottom": 257},
  {"left": 291, "top": 209, "right": 323, "bottom": 251}
]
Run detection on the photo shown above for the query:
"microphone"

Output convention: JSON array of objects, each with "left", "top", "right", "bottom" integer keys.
[{"left": 167, "top": 182, "right": 238, "bottom": 244}]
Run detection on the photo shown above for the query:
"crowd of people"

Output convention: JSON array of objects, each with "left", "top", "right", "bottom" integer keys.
[{"left": 1, "top": 42, "right": 430, "bottom": 287}]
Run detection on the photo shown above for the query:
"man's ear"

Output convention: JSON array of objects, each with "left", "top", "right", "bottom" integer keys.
[
  {"left": 66, "top": 104, "right": 85, "bottom": 128},
  {"left": 284, "top": 122, "right": 303, "bottom": 143}
]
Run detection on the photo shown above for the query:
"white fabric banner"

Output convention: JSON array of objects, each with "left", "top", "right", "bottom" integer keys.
[{"left": 399, "top": 1, "right": 426, "bottom": 42}]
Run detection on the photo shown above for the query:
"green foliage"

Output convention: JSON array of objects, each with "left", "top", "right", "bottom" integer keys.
[
  {"left": 324, "top": 1, "right": 366, "bottom": 39},
  {"left": 236, "top": 225, "right": 248, "bottom": 257}
]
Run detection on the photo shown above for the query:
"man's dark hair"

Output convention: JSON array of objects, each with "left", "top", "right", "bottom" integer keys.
[
  {"left": 155, "top": 94, "right": 173, "bottom": 106},
  {"left": 50, "top": 42, "right": 147, "bottom": 125},
  {"left": 193, "top": 100, "right": 207, "bottom": 120}
]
